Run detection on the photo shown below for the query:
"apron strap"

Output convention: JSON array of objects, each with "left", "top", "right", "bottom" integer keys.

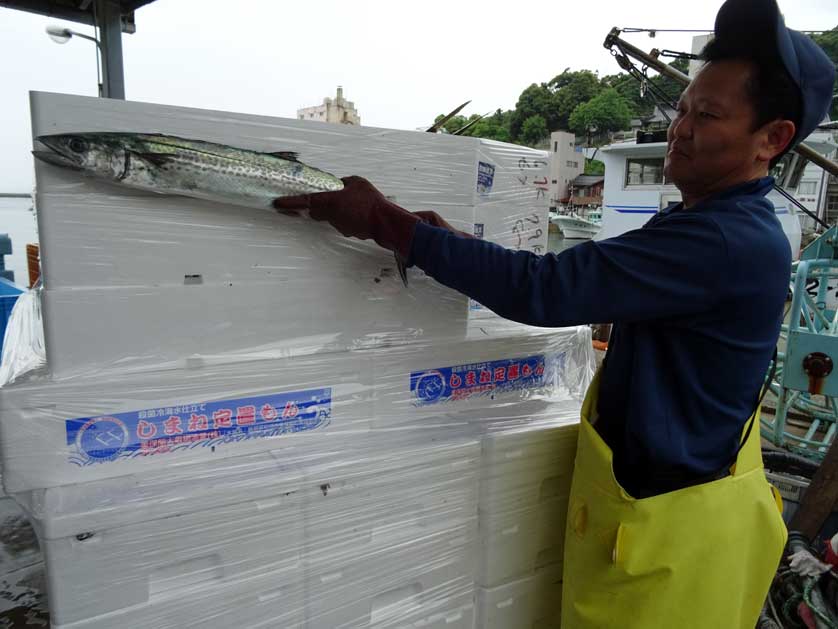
[{"left": 730, "top": 348, "right": 776, "bottom": 465}]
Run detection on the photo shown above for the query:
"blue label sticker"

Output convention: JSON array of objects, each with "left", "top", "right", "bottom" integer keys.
[
  {"left": 65, "top": 387, "right": 332, "bottom": 465},
  {"left": 469, "top": 223, "right": 486, "bottom": 311},
  {"left": 477, "top": 162, "right": 495, "bottom": 196},
  {"left": 410, "top": 354, "right": 549, "bottom": 406}
]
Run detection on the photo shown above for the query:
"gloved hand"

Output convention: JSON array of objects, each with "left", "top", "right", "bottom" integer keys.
[
  {"left": 274, "top": 176, "right": 421, "bottom": 259},
  {"left": 788, "top": 548, "right": 832, "bottom": 577},
  {"left": 413, "top": 211, "right": 474, "bottom": 240}
]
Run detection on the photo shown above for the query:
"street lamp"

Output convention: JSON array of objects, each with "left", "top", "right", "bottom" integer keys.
[{"left": 45, "top": 25, "right": 104, "bottom": 97}]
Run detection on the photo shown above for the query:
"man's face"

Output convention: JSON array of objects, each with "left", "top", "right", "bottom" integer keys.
[{"left": 664, "top": 59, "right": 766, "bottom": 196}]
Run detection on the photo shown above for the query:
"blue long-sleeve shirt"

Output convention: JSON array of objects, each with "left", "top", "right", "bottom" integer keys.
[{"left": 409, "top": 177, "right": 790, "bottom": 496}]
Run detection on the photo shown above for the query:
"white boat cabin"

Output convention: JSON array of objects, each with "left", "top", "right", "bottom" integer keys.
[{"left": 594, "top": 135, "right": 837, "bottom": 260}]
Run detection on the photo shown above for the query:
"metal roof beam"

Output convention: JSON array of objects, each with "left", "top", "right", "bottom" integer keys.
[{"left": 0, "top": 1, "right": 137, "bottom": 33}]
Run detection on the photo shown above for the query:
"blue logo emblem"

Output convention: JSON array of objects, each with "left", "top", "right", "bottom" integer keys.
[
  {"left": 414, "top": 371, "right": 446, "bottom": 403},
  {"left": 76, "top": 417, "right": 130, "bottom": 461}
]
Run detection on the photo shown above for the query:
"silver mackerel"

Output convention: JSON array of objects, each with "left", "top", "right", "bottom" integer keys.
[{"left": 33, "top": 132, "right": 343, "bottom": 209}]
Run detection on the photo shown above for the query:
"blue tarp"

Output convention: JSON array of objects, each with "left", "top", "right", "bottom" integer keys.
[{"left": 0, "top": 277, "right": 24, "bottom": 357}]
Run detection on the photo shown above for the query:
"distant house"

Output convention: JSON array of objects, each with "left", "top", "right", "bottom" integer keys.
[
  {"left": 297, "top": 86, "right": 361, "bottom": 125},
  {"left": 565, "top": 174, "right": 604, "bottom": 206},
  {"left": 548, "top": 131, "right": 585, "bottom": 208}
]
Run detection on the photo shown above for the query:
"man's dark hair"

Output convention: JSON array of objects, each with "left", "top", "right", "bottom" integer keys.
[{"left": 700, "top": 36, "right": 802, "bottom": 167}]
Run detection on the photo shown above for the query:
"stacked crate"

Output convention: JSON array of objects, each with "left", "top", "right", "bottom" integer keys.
[{"left": 0, "top": 92, "right": 592, "bottom": 628}]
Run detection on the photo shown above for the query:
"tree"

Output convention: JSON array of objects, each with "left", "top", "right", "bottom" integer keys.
[
  {"left": 568, "top": 88, "right": 632, "bottom": 143},
  {"left": 585, "top": 159, "right": 605, "bottom": 175},
  {"left": 520, "top": 114, "right": 548, "bottom": 146},
  {"left": 652, "top": 57, "right": 690, "bottom": 109},
  {"left": 431, "top": 113, "right": 469, "bottom": 134},
  {"left": 463, "top": 109, "right": 513, "bottom": 142},
  {"left": 509, "top": 83, "right": 555, "bottom": 141},
  {"left": 548, "top": 70, "right": 602, "bottom": 130},
  {"left": 601, "top": 72, "right": 653, "bottom": 118},
  {"left": 508, "top": 70, "right": 603, "bottom": 142},
  {"left": 811, "top": 27, "right": 838, "bottom": 120}
]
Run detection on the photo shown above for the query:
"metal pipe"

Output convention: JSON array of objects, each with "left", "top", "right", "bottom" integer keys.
[
  {"left": 603, "top": 29, "right": 838, "bottom": 179},
  {"left": 95, "top": 0, "right": 125, "bottom": 99},
  {"left": 604, "top": 28, "right": 691, "bottom": 84}
]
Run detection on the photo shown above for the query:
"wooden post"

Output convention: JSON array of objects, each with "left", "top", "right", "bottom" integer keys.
[
  {"left": 789, "top": 437, "right": 838, "bottom": 541},
  {"left": 26, "top": 244, "right": 40, "bottom": 289}
]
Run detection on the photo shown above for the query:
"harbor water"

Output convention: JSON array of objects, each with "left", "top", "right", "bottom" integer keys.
[{"left": 0, "top": 196, "right": 38, "bottom": 287}]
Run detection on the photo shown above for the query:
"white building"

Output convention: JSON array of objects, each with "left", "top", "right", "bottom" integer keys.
[
  {"left": 548, "top": 131, "right": 585, "bottom": 208},
  {"left": 297, "top": 86, "right": 361, "bottom": 125}
]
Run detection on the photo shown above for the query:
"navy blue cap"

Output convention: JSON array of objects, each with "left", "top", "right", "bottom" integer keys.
[{"left": 714, "top": 0, "right": 835, "bottom": 147}]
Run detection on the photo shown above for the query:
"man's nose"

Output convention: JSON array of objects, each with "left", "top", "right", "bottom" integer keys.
[{"left": 669, "top": 112, "right": 693, "bottom": 140}]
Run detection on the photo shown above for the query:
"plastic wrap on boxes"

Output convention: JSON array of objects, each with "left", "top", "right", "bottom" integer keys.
[
  {"left": 0, "top": 91, "right": 597, "bottom": 628},
  {"left": 19, "top": 435, "right": 481, "bottom": 628},
  {"left": 3, "top": 329, "right": 587, "bottom": 628},
  {"left": 0, "top": 324, "right": 591, "bottom": 493},
  {"left": 0, "top": 286, "right": 46, "bottom": 387},
  {"left": 24, "top": 91, "right": 550, "bottom": 379}
]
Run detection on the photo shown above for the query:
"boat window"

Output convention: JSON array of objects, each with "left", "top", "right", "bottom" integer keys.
[
  {"left": 625, "top": 158, "right": 665, "bottom": 186},
  {"left": 798, "top": 181, "right": 818, "bottom": 196}
]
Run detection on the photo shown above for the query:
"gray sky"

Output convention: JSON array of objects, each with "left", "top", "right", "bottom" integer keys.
[{"left": 1, "top": 0, "right": 836, "bottom": 192}]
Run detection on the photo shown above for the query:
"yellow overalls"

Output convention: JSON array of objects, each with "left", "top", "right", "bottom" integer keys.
[{"left": 561, "top": 372, "right": 787, "bottom": 628}]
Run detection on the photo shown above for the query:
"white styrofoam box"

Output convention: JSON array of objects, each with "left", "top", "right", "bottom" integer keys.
[
  {"left": 19, "top": 434, "right": 478, "bottom": 627},
  {"left": 302, "top": 438, "right": 479, "bottom": 564},
  {"left": 479, "top": 423, "right": 578, "bottom": 515},
  {"left": 18, "top": 437, "right": 480, "bottom": 624},
  {"left": 53, "top": 562, "right": 307, "bottom": 629},
  {"left": 39, "top": 264, "right": 467, "bottom": 378},
  {"left": 312, "top": 586, "right": 475, "bottom": 629},
  {"left": 304, "top": 527, "right": 476, "bottom": 629},
  {"left": 476, "top": 563, "right": 563, "bottom": 629},
  {"left": 30, "top": 91, "right": 549, "bottom": 377},
  {"left": 0, "top": 349, "right": 374, "bottom": 493},
  {"left": 473, "top": 139, "right": 550, "bottom": 255},
  {"left": 477, "top": 497, "right": 567, "bottom": 588},
  {"left": 370, "top": 325, "right": 592, "bottom": 428},
  {"left": 39, "top": 489, "right": 307, "bottom": 626}
]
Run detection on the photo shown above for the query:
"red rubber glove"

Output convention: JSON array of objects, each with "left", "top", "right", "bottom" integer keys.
[{"left": 274, "top": 176, "right": 421, "bottom": 260}]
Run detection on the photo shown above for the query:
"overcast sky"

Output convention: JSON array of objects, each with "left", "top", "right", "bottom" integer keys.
[{"left": 1, "top": 0, "right": 836, "bottom": 192}]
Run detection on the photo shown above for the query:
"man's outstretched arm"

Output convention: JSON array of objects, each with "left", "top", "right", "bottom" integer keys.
[{"left": 275, "top": 177, "right": 727, "bottom": 327}]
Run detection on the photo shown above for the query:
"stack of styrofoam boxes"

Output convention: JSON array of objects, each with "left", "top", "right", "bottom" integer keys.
[
  {"left": 0, "top": 91, "right": 593, "bottom": 628},
  {"left": 14, "top": 434, "right": 482, "bottom": 629},
  {"left": 28, "top": 91, "right": 549, "bottom": 378},
  {"left": 1, "top": 326, "right": 589, "bottom": 628},
  {"left": 475, "top": 425, "right": 578, "bottom": 629},
  {"left": 369, "top": 325, "right": 587, "bottom": 628}
]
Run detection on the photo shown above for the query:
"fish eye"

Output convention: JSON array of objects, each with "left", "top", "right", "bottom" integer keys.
[{"left": 68, "top": 138, "right": 88, "bottom": 153}]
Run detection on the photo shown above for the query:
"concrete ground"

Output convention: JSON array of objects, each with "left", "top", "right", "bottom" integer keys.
[{"left": 0, "top": 497, "right": 48, "bottom": 627}]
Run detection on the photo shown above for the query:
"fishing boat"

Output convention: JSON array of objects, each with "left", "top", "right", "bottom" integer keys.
[{"left": 549, "top": 208, "right": 602, "bottom": 239}]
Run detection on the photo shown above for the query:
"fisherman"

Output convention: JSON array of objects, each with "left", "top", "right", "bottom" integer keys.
[{"left": 275, "top": 0, "right": 835, "bottom": 626}]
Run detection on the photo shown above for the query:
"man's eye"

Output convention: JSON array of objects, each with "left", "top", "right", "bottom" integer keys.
[{"left": 699, "top": 111, "right": 716, "bottom": 119}]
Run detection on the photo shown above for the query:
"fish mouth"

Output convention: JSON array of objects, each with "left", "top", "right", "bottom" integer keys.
[
  {"left": 32, "top": 149, "right": 83, "bottom": 170},
  {"left": 32, "top": 135, "right": 83, "bottom": 170}
]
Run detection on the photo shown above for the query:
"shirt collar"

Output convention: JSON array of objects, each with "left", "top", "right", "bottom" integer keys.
[{"left": 661, "top": 176, "right": 775, "bottom": 216}]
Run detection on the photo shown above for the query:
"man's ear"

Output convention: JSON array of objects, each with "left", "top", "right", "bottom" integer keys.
[{"left": 758, "top": 119, "right": 796, "bottom": 165}]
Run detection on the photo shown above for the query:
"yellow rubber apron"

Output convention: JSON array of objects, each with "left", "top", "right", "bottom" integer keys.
[{"left": 561, "top": 372, "right": 787, "bottom": 629}]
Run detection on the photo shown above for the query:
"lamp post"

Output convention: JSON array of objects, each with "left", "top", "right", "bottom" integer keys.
[{"left": 45, "top": 25, "right": 105, "bottom": 97}]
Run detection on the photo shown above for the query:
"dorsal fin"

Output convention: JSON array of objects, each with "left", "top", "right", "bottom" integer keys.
[{"left": 266, "top": 151, "right": 300, "bottom": 162}]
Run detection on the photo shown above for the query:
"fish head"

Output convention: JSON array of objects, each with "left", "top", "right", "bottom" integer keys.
[{"left": 33, "top": 133, "right": 129, "bottom": 179}]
